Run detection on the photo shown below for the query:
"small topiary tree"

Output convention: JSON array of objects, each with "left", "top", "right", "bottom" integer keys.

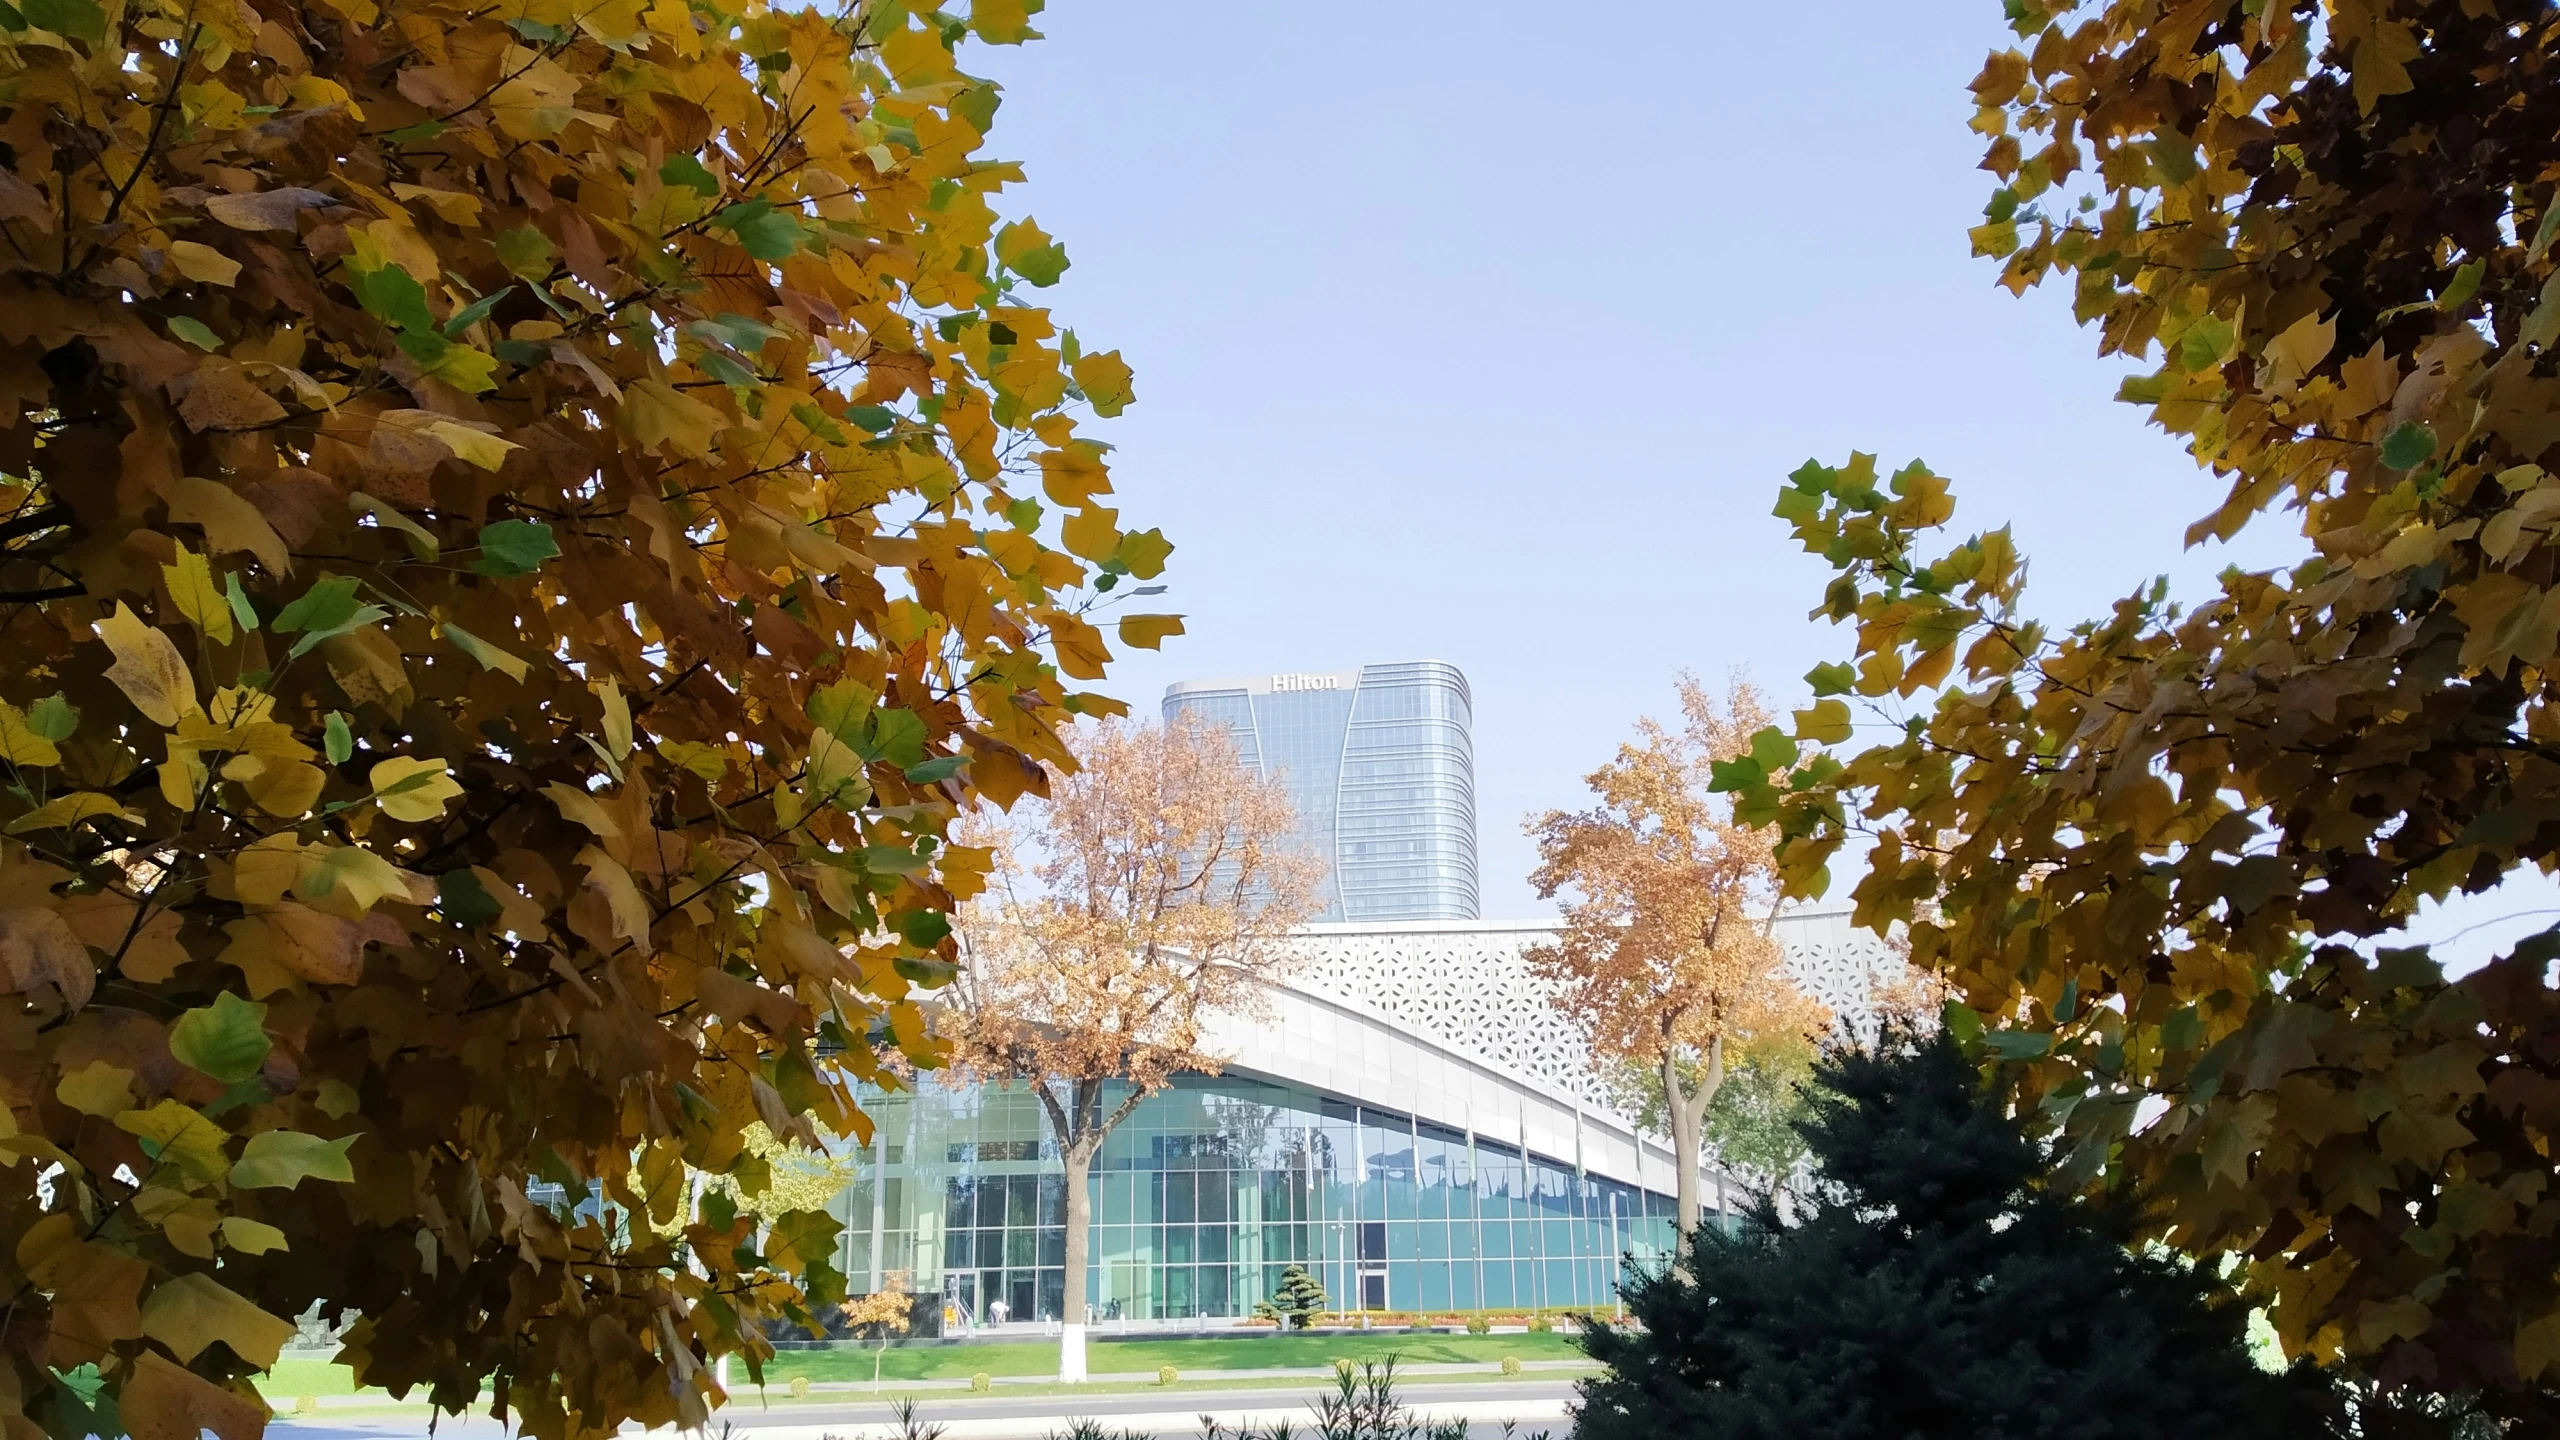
[
  {"left": 1574, "top": 1031, "right": 2345, "bottom": 1440},
  {"left": 1254, "top": 1264, "right": 1331, "bottom": 1330}
]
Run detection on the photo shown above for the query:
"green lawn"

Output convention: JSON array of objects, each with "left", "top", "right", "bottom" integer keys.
[
  {"left": 263, "top": 1332, "right": 1587, "bottom": 1400},
  {"left": 759, "top": 1332, "right": 1585, "bottom": 1385}
]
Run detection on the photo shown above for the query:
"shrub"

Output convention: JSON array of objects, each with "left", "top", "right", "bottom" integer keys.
[
  {"left": 1465, "top": 1315, "right": 1492, "bottom": 1336},
  {"left": 788, "top": 1376, "right": 812, "bottom": 1400},
  {"left": 969, "top": 1373, "right": 992, "bottom": 1394},
  {"left": 1526, "top": 1313, "right": 1554, "bottom": 1334},
  {"left": 294, "top": 1398, "right": 319, "bottom": 1418},
  {"left": 1334, "top": 1358, "right": 1357, "bottom": 1379},
  {"left": 1574, "top": 1032, "right": 2345, "bottom": 1440},
  {"left": 1501, "top": 1357, "right": 1523, "bottom": 1378},
  {"left": 1158, "top": 1366, "right": 1180, "bottom": 1386}
]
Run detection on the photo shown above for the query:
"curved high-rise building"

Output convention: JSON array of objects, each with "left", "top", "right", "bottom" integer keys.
[{"left": 1163, "top": 662, "right": 1479, "bottom": 923}]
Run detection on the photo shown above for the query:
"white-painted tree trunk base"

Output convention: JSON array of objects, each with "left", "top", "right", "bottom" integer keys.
[{"left": 1058, "top": 1322, "right": 1087, "bottom": 1383}]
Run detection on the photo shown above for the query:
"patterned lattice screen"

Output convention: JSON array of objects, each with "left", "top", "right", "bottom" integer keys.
[{"left": 1282, "top": 910, "right": 1904, "bottom": 1121}]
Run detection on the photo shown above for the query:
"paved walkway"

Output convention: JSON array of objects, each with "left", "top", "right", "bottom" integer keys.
[
  {"left": 278, "top": 1359, "right": 1598, "bottom": 1410},
  {"left": 277, "top": 1378, "right": 1582, "bottom": 1440}
]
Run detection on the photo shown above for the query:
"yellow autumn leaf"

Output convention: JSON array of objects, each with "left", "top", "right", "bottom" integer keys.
[
  {"left": 96, "top": 602, "right": 200, "bottom": 727},
  {"left": 592, "top": 677, "right": 633, "bottom": 761},
  {"left": 1116, "top": 614, "right": 1184, "bottom": 650},
  {"left": 369, "top": 756, "right": 463, "bottom": 823},
  {"left": 233, "top": 833, "right": 311, "bottom": 906},
  {"left": 220, "top": 1217, "right": 288, "bottom": 1255},
  {"left": 114, "top": 1101, "right": 232, "bottom": 1185},
  {"left": 1793, "top": 699, "right": 1855, "bottom": 746},
  {"left": 162, "top": 543, "right": 234, "bottom": 645},
  {"left": 297, "top": 845, "right": 418, "bottom": 913},
  {"left": 7, "top": 792, "right": 141, "bottom": 833},
  {"left": 55, "top": 1061, "right": 136, "bottom": 1117},
  {"left": 621, "top": 377, "right": 726, "bottom": 458},
  {"left": 1060, "top": 505, "right": 1119, "bottom": 563},
  {"left": 140, "top": 1273, "right": 297, "bottom": 1368},
  {"left": 542, "top": 781, "right": 621, "bottom": 836},
  {"left": 0, "top": 700, "right": 61, "bottom": 768},
  {"left": 657, "top": 739, "right": 729, "bottom": 783},
  {"left": 420, "top": 419, "right": 518, "bottom": 472},
  {"left": 167, "top": 476, "right": 292, "bottom": 578},
  {"left": 164, "top": 241, "right": 242, "bottom": 287},
  {"left": 221, "top": 754, "right": 327, "bottom": 817}
]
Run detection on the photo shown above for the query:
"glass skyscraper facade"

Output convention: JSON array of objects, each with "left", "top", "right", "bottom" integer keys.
[
  {"left": 1162, "top": 662, "right": 1479, "bottom": 922},
  {"left": 827, "top": 1075, "right": 1676, "bottom": 1326}
]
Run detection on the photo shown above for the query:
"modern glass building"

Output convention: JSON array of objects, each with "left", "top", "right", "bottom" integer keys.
[
  {"left": 827, "top": 1073, "right": 1676, "bottom": 1326},
  {"left": 1162, "top": 662, "right": 1479, "bottom": 923},
  {"left": 807, "top": 909, "right": 1908, "bottom": 1330}
]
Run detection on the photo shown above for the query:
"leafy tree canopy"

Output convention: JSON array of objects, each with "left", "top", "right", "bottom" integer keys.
[
  {"left": 0, "top": 0, "right": 1171, "bottom": 1435},
  {"left": 1574, "top": 1033, "right": 2342, "bottom": 1440},
  {"left": 1715, "top": 0, "right": 2560, "bottom": 1415}
]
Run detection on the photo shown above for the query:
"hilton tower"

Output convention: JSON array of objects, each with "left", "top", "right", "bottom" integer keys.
[{"left": 1162, "top": 661, "right": 1479, "bottom": 923}]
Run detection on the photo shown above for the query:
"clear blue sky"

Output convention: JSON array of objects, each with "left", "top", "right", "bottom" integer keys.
[{"left": 962, "top": 2, "right": 2373, "bottom": 925}]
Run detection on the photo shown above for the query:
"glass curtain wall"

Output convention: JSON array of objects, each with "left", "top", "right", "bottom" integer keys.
[{"left": 828, "top": 1075, "right": 1676, "bottom": 1322}]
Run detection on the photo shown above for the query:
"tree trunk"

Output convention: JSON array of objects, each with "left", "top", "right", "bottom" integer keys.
[
  {"left": 1059, "top": 1137, "right": 1091, "bottom": 1383},
  {"left": 1665, "top": 1034, "right": 1727, "bottom": 1237},
  {"left": 1035, "top": 1072, "right": 1152, "bottom": 1383}
]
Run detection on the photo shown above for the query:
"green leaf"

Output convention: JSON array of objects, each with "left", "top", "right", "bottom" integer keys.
[
  {"left": 440, "top": 286, "right": 514, "bottom": 339},
  {"left": 659, "top": 153, "right": 720, "bottom": 197},
  {"left": 1942, "top": 1001, "right": 1984, "bottom": 1047},
  {"left": 694, "top": 312, "right": 786, "bottom": 352},
  {"left": 223, "top": 573, "right": 260, "bottom": 632},
  {"left": 1749, "top": 726, "right": 1799, "bottom": 773},
  {"left": 699, "top": 351, "right": 759, "bottom": 390},
  {"left": 1980, "top": 1028, "right": 2053, "bottom": 1061},
  {"left": 2437, "top": 257, "right": 2487, "bottom": 313},
  {"left": 791, "top": 402, "right": 848, "bottom": 445},
  {"left": 2380, "top": 422, "right": 2437, "bottom": 471},
  {"left": 845, "top": 404, "right": 898, "bottom": 433},
  {"left": 1008, "top": 241, "right": 1068, "bottom": 286},
  {"left": 349, "top": 263, "right": 434, "bottom": 333},
  {"left": 26, "top": 694, "right": 76, "bottom": 743},
  {"left": 1807, "top": 661, "right": 1856, "bottom": 696},
  {"left": 472, "top": 519, "right": 559, "bottom": 578},
  {"left": 904, "top": 755, "right": 969, "bottom": 784},
  {"left": 892, "top": 954, "right": 959, "bottom": 987},
  {"left": 285, "top": 605, "right": 388, "bottom": 659},
  {"left": 168, "top": 993, "right": 271, "bottom": 1084},
  {"left": 438, "top": 868, "right": 503, "bottom": 928},
  {"left": 493, "top": 225, "right": 556, "bottom": 282},
  {"left": 861, "top": 707, "right": 928, "bottom": 768},
  {"left": 167, "top": 316, "right": 222, "bottom": 352},
  {"left": 21, "top": 0, "right": 102, "bottom": 43},
  {"left": 995, "top": 218, "right": 1068, "bottom": 286},
  {"left": 323, "top": 712, "right": 353, "bottom": 765},
  {"left": 892, "top": 908, "right": 952, "bottom": 948},
  {"left": 399, "top": 331, "right": 501, "bottom": 393},
  {"left": 273, "top": 576, "right": 364, "bottom": 633},
  {"left": 710, "top": 198, "right": 804, "bottom": 260},
  {"left": 441, "top": 622, "right": 531, "bottom": 681},
  {"left": 229, "top": 1130, "right": 357, "bottom": 1189},
  {"left": 1706, "top": 756, "right": 1765, "bottom": 793}
]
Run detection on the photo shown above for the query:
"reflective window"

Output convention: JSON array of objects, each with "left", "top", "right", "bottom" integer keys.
[{"left": 832, "top": 1074, "right": 1674, "bottom": 1324}]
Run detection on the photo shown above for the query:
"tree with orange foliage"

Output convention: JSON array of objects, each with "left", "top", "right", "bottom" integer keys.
[
  {"left": 0, "top": 0, "right": 1173, "bottom": 1434},
  {"left": 1526, "top": 677, "right": 1825, "bottom": 1236},
  {"left": 948, "top": 718, "right": 1319, "bottom": 1382}
]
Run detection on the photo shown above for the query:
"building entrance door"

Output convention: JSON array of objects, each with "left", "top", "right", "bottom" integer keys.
[
  {"left": 1012, "top": 1275, "right": 1037, "bottom": 1323},
  {"left": 1359, "top": 1270, "right": 1386, "bottom": 1311}
]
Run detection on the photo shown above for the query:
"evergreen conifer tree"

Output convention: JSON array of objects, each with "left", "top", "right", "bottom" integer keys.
[
  {"left": 1256, "top": 1264, "right": 1330, "bottom": 1330},
  {"left": 1574, "top": 1032, "right": 2343, "bottom": 1440}
]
